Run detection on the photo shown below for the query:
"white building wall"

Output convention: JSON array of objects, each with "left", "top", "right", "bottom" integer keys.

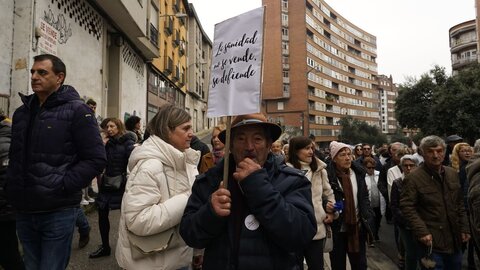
[
  {"left": 10, "top": 0, "right": 105, "bottom": 115},
  {"left": 0, "top": 0, "right": 14, "bottom": 100},
  {"left": 36, "top": 0, "right": 104, "bottom": 102},
  {"left": 119, "top": 44, "right": 147, "bottom": 122}
]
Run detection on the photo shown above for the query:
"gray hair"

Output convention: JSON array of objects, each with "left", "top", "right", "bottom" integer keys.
[
  {"left": 419, "top": 135, "right": 446, "bottom": 153},
  {"left": 474, "top": 139, "right": 480, "bottom": 153},
  {"left": 400, "top": 154, "right": 419, "bottom": 166}
]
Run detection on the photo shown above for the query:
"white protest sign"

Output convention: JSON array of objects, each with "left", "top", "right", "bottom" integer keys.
[
  {"left": 207, "top": 7, "right": 265, "bottom": 117},
  {"left": 38, "top": 18, "right": 59, "bottom": 55}
]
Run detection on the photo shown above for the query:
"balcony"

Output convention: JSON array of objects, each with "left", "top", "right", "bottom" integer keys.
[
  {"left": 452, "top": 55, "right": 477, "bottom": 70},
  {"left": 164, "top": 57, "right": 173, "bottom": 75},
  {"left": 173, "top": 0, "right": 180, "bottom": 12},
  {"left": 92, "top": 0, "right": 159, "bottom": 59},
  {"left": 149, "top": 23, "right": 158, "bottom": 47},
  {"left": 173, "top": 66, "right": 180, "bottom": 82},
  {"left": 173, "top": 30, "right": 181, "bottom": 47},
  {"left": 164, "top": 17, "right": 173, "bottom": 36},
  {"left": 450, "top": 36, "right": 477, "bottom": 53}
]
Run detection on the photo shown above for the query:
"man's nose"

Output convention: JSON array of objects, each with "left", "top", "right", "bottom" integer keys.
[{"left": 245, "top": 138, "right": 255, "bottom": 150}]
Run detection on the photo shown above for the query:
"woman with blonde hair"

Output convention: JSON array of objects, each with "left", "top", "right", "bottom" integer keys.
[
  {"left": 116, "top": 104, "right": 200, "bottom": 269},
  {"left": 451, "top": 142, "right": 478, "bottom": 269},
  {"left": 198, "top": 124, "right": 226, "bottom": 174},
  {"left": 90, "top": 118, "right": 136, "bottom": 258}
]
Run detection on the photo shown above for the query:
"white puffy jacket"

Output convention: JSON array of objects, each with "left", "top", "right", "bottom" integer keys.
[
  {"left": 115, "top": 135, "right": 200, "bottom": 270},
  {"left": 287, "top": 157, "right": 336, "bottom": 240}
]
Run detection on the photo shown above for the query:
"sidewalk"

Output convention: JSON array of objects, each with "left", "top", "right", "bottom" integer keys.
[{"left": 319, "top": 245, "right": 397, "bottom": 270}]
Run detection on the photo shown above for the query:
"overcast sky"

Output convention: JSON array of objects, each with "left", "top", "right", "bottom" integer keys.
[{"left": 188, "top": 0, "right": 475, "bottom": 84}]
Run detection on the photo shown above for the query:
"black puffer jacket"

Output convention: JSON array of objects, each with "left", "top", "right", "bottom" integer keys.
[
  {"left": 180, "top": 154, "right": 316, "bottom": 270},
  {"left": 0, "top": 120, "right": 13, "bottom": 220},
  {"left": 6, "top": 85, "right": 106, "bottom": 212},
  {"left": 326, "top": 161, "right": 375, "bottom": 235},
  {"left": 96, "top": 133, "right": 135, "bottom": 210}
]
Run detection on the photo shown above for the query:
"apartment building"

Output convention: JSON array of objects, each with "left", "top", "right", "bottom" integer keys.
[
  {"left": 186, "top": 4, "right": 213, "bottom": 132},
  {"left": 262, "top": 0, "right": 379, "bottom": 146},
  {"left": 377, "top": 75, "right": 398, "bottom": 135},
  {"left": 148, "top": 0, "right": 189, "bottom": 122},
  {"left": 449, "top": 19, "right": 477, "bottom": 75}
]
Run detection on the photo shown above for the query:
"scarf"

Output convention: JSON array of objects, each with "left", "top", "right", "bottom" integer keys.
[{"left": 336, "top": 168, "right": 360, "bottom": 253}]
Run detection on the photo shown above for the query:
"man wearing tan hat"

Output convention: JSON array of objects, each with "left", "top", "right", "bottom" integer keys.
[{"left": 180, "top": 113, "right": 316, "bottom": 270}]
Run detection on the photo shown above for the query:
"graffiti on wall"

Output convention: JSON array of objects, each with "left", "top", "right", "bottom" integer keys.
[
  {"left": 42, "top": 0, "right": 103, "bottom": 44},
  {"left": 43, "top": 8, "right": 72, "bottom": 44}
]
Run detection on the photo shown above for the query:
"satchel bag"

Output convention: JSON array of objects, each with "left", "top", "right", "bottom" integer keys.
[
  {"left": 323, "top": 224, "right": 333, "bottom": 253},
  {"left": 128, "top": 227, "right": 177, "bottom": 260},
  {"left": 102, "top": 174, "right": 126, "bottom": 191},
  {"left": 126, "top": 159, "right": 178, "bottom": 260}
]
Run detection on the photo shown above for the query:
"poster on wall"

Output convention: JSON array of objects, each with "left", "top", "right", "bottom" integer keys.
[
  {"left": 38, "top": 18, "right": 59, "bottom": 55},
  {"left": 206, "top": 7, "right": 265, "bottom": 117}
]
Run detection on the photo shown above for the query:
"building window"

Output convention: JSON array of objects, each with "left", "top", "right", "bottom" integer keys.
[{"left": 277, "top": 102, "right": 284, "bottom": 110}]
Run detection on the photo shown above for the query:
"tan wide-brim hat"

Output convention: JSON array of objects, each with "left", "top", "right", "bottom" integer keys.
[{"left": 218, "top": 113, "right": 282, "bottom": 144}]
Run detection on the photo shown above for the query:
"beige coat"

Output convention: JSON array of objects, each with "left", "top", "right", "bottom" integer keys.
[
  {"left": 115, "top": 135, "right": 200, "bottom": 270},
  {"left": 287, "top": 157, "right": 335, "bottom": 240}
]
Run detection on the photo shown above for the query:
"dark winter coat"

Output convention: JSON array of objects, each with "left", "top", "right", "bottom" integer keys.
[
  {"left": 6, "top": 85, "right": 106, "bottom": 212},
  {"left": 390, "top": 177, "right": 408, "bottom": 228},
  {"left": 96, "top": 132, "right": 135, "bottom": 210},
  {"left": 401, "top": 164, "right": 469, "bottom": 254},
  {"left": 180, "top": 154, "right": 316, "bottom": 270},
  {"left": 326, "top": 161, "right": 375, "bottom": 236},
  {"left": 466, "top": 156, "right": 480, "bottom": 248},
  {"left": 0, "top": 120, "right": 13, "bottom": 220}
]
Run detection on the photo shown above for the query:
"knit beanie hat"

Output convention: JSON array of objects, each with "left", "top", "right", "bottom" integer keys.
[{"left": 329, "top": 141, "right": 351, "bottom": 159}]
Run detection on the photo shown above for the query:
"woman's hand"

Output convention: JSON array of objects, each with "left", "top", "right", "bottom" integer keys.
[
  {"left": 324, "top": 213, "right": 334, "bottom": 224},
  {"left": 325, "top": 201, "right": 335, "bottom": 213}
]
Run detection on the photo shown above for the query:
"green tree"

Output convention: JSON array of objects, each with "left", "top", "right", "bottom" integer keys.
[
  {"left": 395, "top": 64, "right": 480, "bottom": 142},
  {"left": 337, "top": 116, "right": 387, "bottom": 145}
]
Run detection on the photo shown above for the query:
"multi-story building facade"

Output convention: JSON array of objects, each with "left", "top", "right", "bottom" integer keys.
[
  {"left": 262, "top": 0, "right": 379, "bottom": 146},
  {"left": 377, "top": 75, "right": 398, "bottom": 135},
  {"left": 449, "top": 19, "right": 477, "bottom": 75},
  {"left": 186, "top": 4, "right": 213, "bottom": 132},
  {"left": 148, "top": 0, "right": 189, "bottom": 122}
]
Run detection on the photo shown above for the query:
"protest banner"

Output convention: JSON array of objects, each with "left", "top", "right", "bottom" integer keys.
[
  {"left": 207, "top": 7, "right": 265, "bottom": 118},
  {"left": 206, "top": 7, "right": 265, "bottom": 187}
]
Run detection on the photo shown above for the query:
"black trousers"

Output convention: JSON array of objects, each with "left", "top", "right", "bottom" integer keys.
[
  {"left": 98, "top": 208, "right": 110, "bottom": 248},
  {"left": 329, "top": 228, "right": 367, "bottom": 270},
  {"left": 0, "top": 220, "right": 25, "bottom": 270},
  {"left": 304, "top": 238, "right": 326, "bottom": 270}
]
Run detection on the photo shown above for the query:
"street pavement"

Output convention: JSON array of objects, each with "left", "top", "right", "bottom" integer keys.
[{"left": 68, "top": 205, "right": 398, "bottom": 270}]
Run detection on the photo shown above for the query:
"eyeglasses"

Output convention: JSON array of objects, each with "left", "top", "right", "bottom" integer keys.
[
  {"left": 363, "top": 148, "right": 371, "bottom": 150},
  {"left": 366, "top": 166, "right": 375, "bottom": 169}
]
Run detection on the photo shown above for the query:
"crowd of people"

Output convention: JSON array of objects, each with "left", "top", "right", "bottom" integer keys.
[{"left": 1, "top": 53, "right": 480, "bottom": 270}]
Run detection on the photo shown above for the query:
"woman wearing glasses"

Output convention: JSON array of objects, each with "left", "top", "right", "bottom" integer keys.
[
  {"left": 390, "top": 155, "right": 420, "bottom": 270},
  {"left": 362, "top": 157, "right": 385, "bottom": 245}
]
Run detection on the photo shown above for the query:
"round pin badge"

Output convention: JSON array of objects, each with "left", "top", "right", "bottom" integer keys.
[{"left": 244, "top": 214, "right": 260, "bottom": 231}]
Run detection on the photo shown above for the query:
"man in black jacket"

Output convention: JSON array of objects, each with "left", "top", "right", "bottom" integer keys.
[
  {"left": 6, "top": 54, "right": 106, "bottom": 270},
  {"left": 180, "top": 114, "right": 316, "bottom": 270}
]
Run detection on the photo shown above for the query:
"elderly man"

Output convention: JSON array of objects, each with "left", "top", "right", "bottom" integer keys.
[
  {"left": 400, "top": 135, "right": 469, "bottom": 269},
  {"left": 180, "top": 114, "right": 316, "bottom": 270},
  {"left": 6, "top": 54, "right": 106, "bottom": 269}
]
